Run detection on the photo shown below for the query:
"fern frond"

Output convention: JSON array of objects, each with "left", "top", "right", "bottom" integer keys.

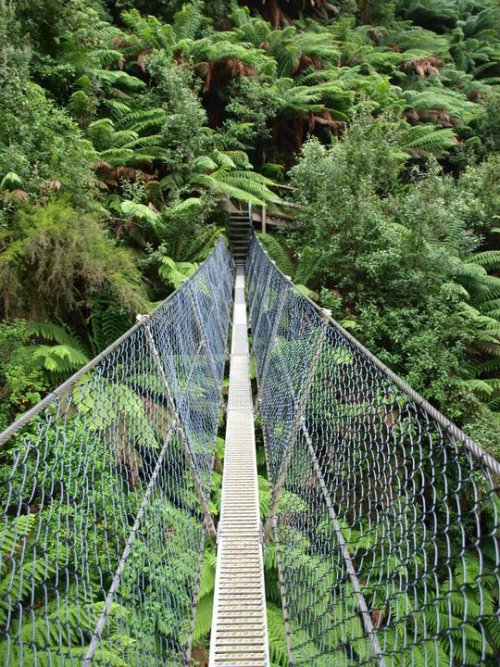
[
  {"left": 258, "top": 234, "right": 296, "bottom": 277},
  {"left": 157, "top": 257, "right": 198, "bottom": 289},
  {"left": 183, "top": 225, "right": 222, "bottom": 261},
  {"left": 31, "top": 344, "right": 89, "bottom": 373},
  {"left": 120, "top": 201, "right": 162, "bottom": 228},
  {"left": 469, "top": 250, "right": 500, "bottom": 272},
  {"left": 88, "top": 118, "right": 115, "bottom": 149},
  {"left": 28, "top": 322, "right": 86, "bottom": 352},
  {"left": 460, "top": 379, "right": 496, "bottom": 396},
  {"left": 295, "top": 246, "right": 323, "bottom": 288},
  {"left": 102, "top": 100, "right": 132, "bottom": 119},
  {"left": 400, "top": 125, "right": 457, "bottom": 156},
  {"left": 173, "top": 1, "right": 204, "bottom": 40},
  {"left": 197, "top": 549, "right": 216, "bottom": 599},
  {"left": 193, "top": 591, "right": 213, "bottom": 641},
  {"left": 89, "top": 299, "right": 132, "bottom": 354},
  {"left": 93, "top": 69, "right": 146, "bottom": 92},
  {"left": 118, "top": 108, "right": 167, "bottom": 132},
  {"left": 267, "top": 604, "right": 289, "bottom": 667}
]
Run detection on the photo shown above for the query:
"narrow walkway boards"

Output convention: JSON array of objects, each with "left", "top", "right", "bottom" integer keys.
[{"left": 209, "top": 264, "right": 270, "bottom": 667}]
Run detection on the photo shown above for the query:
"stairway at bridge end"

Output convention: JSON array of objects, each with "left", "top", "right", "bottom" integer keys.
[{"left": 229, "top": 211, "right": 253, "bottom": 262}]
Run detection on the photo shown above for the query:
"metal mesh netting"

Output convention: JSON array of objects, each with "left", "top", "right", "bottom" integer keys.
[
  {"left": 0, "top": 240, "right": 234, "bottom": 667},
  {"left": 247, "top": 236, "right": 500, "bottom": 667}
]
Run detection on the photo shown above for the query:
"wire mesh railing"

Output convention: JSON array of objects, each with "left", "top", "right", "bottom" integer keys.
[
  {"left": 0, "top": 239, "right": 234, "bottom": 667},
  {"left": 247, "top": 235, "right": 500, "bottom": 667}
]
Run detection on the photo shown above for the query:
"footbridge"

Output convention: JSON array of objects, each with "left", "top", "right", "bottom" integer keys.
[{"left": 0, "top": 228, "right": 498, "bottom": 667}]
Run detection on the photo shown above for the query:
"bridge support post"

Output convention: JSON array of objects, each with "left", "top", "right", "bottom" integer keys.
[{"left": 138, "top": 315, "right": 217, "bottom": 541}]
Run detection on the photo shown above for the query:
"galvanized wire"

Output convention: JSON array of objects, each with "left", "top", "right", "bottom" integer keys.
[
  {"left": 247, "top": 236, "right": 500, "bottom": 667},
  {"left": 0, "top": 240, "right": 234, "bottom": 667}
]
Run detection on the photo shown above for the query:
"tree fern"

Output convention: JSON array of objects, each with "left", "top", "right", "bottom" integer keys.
[
  {"left": 120, "top": 200, "right": 163, "bottom": 231},
  {"left": 22, "top": 322, "right": 89, "bottom": 377},
  {"left": 258, "top": 474, "right": 270, "bottom": 520},
  {"left": 121, "top": 9, "right": 176, "bottom": 51},
  {"left": 473, "top": 356, "right": 500, "bottom": 375},
  {"left": 197, "top": 548, "right": 217, "bottom": 600},
  {"left": 103, "top": 100, "right": 132, "bottom": 120},
  {"left": 295, "top": 246, "right": 323, "bottom": 287},
  {"left": 453, "top": 262, "right": 500, "bottom": 299},
  {"left": 460, "top": 378, "right": 497, "bottom": 396},
  {"left": 258, "top": 234, "right": 296, "bottom": 277},
  {"left": 117, "top": 108, "right": 167, "bottom": 133},
  {"left": 403, "top": 87, "right": 482, "bottom": 124},
  {"left": 183, "top": 225, "right": 222, "bottom": 261},
  {"left": 91, "top": 69, "right": 146, "bottom": 92},
  {"left": 89, "top": 298, "right": 132, "bottom": 354},
  {"left": 72, "top": 375, "right": 160, "bottom": 450},
  {"left": 173, "top": 0, "right": 204, "bottom": 40},
  {"left": 217, "top": 171, "right": 278, "bottom": 203},
  {"left": 193, "top": 171, "right": 278, "bottom": 206},
  {"left": 123, "top": 134, "right": 163, "bottom": 149},
  {"left": 400, "top": 125, "right": 458, "bottom": 156},
  {"left": 157, "top": 256, "right": 198, "bottom": 289},
  {"left": 295, "top": 283, "right": 318, "bottom": 300},
  {"left": 98, "top": 147, "right": 135, "bottom": 165}
]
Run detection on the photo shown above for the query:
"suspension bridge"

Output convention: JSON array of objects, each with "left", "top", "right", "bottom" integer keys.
[{"left": 0, "top": 213, "right": 498, "bottom": 667}]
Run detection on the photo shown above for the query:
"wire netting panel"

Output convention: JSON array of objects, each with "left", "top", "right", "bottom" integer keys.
[
  {"left": 247, "top": 236, "right": 500, "bottom": 667},
  {"left": 0, "top": 240, "right": 234, "bottom": 666}
]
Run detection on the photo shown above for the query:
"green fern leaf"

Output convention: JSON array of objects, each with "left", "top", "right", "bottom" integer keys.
[
  {"left": 267, "top": 604, "right": 289, "bottom": 666},
  {"left": 198, "top": 550, "right": 217, "bottom": 599},
  {"left": 193, "top": 592, "right": 213, "bottom": 641},
  {"left": 258, "top": 234, "right": 296, "bottom": 277},
  {"left": 469, "top": 250, "right": 500, "bottom": 272}
]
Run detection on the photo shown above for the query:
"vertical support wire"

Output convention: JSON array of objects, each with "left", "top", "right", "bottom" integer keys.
[
  {"left": 247, "top": 236, "right": 500, "bottom": 667},
  {"left": 264, "top": 324, "right": 327, "bottom": 534},
  {"left": 0, "top": 240, "right": 233, "bottom": 667},
  {"left": 83, "top": 427, "right": 175, "bottom": 666},
  {"left": 258, "top": 316, "right": 386, "bottom": 664},
  {"left": 139, "top": 319, "right": 217, "bottom": 540}
]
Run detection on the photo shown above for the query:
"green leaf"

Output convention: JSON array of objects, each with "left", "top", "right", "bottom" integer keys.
[
  {"left": 193, "top": 591, "right": 213, "bottom": 640},
  {"left": 1, "top": 171, "right": 23, "bottom": 190},
  {"left": 157, "top": 256, "right": 198, "bottom": 289},
  {"left": 120, "top": 201, "right": 162, "bottom": 228}
]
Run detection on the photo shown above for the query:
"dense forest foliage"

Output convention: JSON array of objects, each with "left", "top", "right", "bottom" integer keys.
[
  {"left": 0, "top": 0, "right": 500, "bottom": 428},
  {"left": 0, "top": 2, "right": 499, "bottom": 665},
  {"left": 0, "top": 0, "right": 500, "bottom": 665},
  {"left": 0, "top": 0, "right": 498, "bottom": 443}
]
